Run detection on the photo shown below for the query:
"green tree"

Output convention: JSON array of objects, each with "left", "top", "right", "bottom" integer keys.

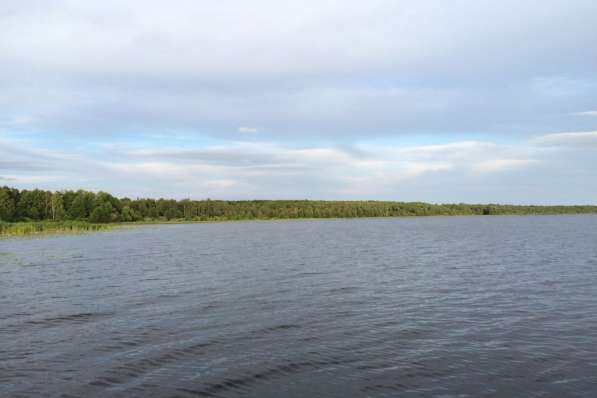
[
  {"left": 121, "top": 205, "right": 134, "bottom": 222},
  {"left": 68, "top": 192, "right": 91, "bottom": 219},
  {"left": 0, "top": 189, "right": 16, "bottom": 221},
  {"left": 164, "top": 208, "right": 178, "bottom": 220},
  {"left": 50, "top": 192, "right": 66, "bottom": 221},
  {"left": 89, "top": 202, "right": 112, "bottom": 223},
  {"left": 181, "top": 199, "right": 194, "bottom": 220}
]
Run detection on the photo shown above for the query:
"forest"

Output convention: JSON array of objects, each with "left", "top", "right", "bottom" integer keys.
[{"left": 1, "top": 186, "right": 597, "bottom": 224}]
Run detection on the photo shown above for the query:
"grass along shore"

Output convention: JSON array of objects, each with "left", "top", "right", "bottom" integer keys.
[
  {"left": 0, "top": 221, "right": 113, "bottom": 238},
  {"left": 2, "top": 210, "right": 597, "bottom": 238}
]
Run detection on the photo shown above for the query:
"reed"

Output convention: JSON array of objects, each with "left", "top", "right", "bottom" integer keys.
[{"left": 0, "top": 221, "right": 112, "bottom": 237}]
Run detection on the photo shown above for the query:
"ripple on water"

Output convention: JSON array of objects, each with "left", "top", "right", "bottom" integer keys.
[{"left": 1, "top": 216, "right": 597, "bottom": 397}]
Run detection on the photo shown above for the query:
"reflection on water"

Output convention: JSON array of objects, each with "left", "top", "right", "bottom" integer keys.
[{"left": 1, "top": 216, "right": 597, "bottom": 397}]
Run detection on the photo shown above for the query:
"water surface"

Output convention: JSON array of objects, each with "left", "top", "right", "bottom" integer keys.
[{"left": 1, "top": 216, "right": 597, "bottom": 397}]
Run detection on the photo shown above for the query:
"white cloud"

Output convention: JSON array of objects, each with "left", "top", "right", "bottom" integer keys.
[
  {"left": 1, "top": 128, "right": 596, "bottom": 203},
  {"left": 533, "top": 131, "right": 597, "bottom": 147},
  {"left": 1, "top": 1, "right": 596, "bottom": 139},
  {"left": 238, "top": 127, "right": 259, "bottom": 134},
  {"left": 571, "top": 111, "right": 597, "bottom": 116},
  {"left": 104, "top": 161, "right": 188, "bottom": 177},
  {"left": 0, "top": 115, "right": 34, "bottom": 127},
  {"left": 396, "top": 141, "right": 497, "bottom": 160},
  {"left": 36, "top": 137, "right": 548, "bottom": 197},
  {"left": 205, "top": 179, "right": 239, "bottom": 189},
  {"left": 0, "top": 175, "right": 58, "bottom": 184},
  {"left": 474, "top": 159, "right": 536, "bottom": 173},
  {"left": 0, "top": 2, "right": 594, "bottom": 202}
]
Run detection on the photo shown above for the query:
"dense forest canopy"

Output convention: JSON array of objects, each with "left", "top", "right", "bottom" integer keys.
[{"left": 1, "top": 186, "right": 596, "bottom": 223}]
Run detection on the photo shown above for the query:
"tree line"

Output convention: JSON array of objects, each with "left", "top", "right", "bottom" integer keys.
[{"left": 1, "top": 186, "right": 596, "bottom": 223}]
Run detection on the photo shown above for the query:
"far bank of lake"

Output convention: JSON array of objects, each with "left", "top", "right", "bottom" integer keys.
[{"left": 2, "top": 210, "right": 597, "bottom": 238}]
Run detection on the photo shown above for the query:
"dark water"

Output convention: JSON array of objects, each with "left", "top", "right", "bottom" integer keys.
[{"left": 1, "top": 216, "right": 597, "bottom": 397}]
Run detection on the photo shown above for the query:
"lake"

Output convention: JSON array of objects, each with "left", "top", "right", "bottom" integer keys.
[{"left": 1, "top": 215, "right": 597, "bottom": 397}]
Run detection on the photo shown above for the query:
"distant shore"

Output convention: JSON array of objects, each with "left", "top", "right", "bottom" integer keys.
[{"left": 2, "top": 212, "right": 597, "bottom": 238}]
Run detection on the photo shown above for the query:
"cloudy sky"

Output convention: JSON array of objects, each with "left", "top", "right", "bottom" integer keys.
[{"left": 1, "top": 0, "right": 596, "bottom": 203}]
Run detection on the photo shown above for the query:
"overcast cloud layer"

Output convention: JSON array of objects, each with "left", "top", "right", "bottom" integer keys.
[{"left": 1, "top": 0, "right": 596, "bottom": 203}]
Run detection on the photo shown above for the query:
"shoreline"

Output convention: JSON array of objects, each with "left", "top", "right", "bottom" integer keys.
[{"left": 2, "top": 212, "right": 597, "bottom": 239}]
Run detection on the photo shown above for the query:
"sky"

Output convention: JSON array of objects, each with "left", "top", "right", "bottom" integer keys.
[{"left": 1, "top": 0, "right": 596, "bottom": 204}]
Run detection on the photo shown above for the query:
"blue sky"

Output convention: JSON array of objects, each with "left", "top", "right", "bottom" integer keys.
[{"left": 1, "top": 0, "right": 596, "bottom": 203}]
